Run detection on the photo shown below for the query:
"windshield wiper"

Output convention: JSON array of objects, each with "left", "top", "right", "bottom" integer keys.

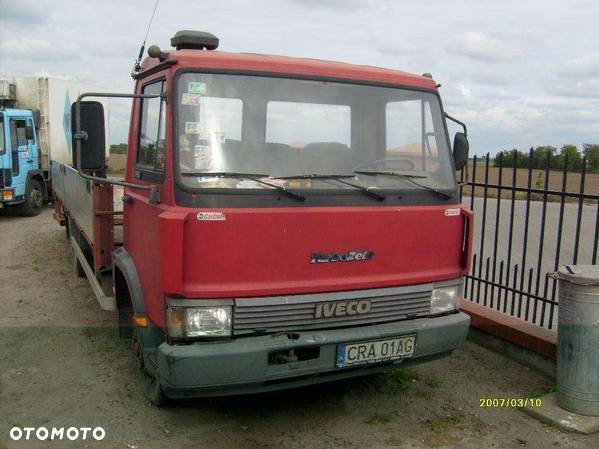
[
  {"left": 354, "top": 170, "right": 453, "bottom": 200},
  {"left": 353, "top": 170, "right": 428, "bottom": 178},
  {"left": 273, "top": 174, "right": 386, "bottom": 201},
  {"left": 181, "top": 172, "right": 305, "bottom": 201}
]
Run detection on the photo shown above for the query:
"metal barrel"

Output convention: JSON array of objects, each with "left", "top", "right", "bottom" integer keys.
[{"left": 556, "top": 265, "right": 599, "bottom": 416}]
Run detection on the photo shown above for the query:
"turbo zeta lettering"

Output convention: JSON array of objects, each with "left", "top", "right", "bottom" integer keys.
[
  {"left": 315, "top": 300, "right": 372, "bottom": 318},
  {"left": 310, "top": 251, "right": 374, "bottom": 264}
]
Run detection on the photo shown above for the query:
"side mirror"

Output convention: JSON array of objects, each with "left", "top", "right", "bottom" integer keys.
[
  {"left": 452, "top": 132, "right": 469, "bottom": 171},
  {"left": 71, "top": 101, "right": 106, "bottom": 172},
  {"left": 25, "top": 123, "right": 35, "bottom": 140}
]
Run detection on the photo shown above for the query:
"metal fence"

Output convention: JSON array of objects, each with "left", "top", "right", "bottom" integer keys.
[{"left": 458, "top": 150, "right": 599, "bottom": 329}]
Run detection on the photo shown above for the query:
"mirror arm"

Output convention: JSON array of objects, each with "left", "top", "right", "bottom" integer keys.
[
  {"left": 74, "top": 92, "right": 164, "bottom": 204},
  {"left": 444, "top": 113, "right": 468, "bottom": 138}
]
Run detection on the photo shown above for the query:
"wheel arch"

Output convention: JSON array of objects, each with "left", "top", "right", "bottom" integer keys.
[
  {"left": 113, "top": 247, "right": 146, "bottom": 315},
  {"left": 27, "top": 170, "right": 48, "bottom": 200}
]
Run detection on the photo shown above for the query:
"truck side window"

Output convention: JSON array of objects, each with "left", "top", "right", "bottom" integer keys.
[
  {"left": 10, "top": 120, "right": 28, "bottom": 149},
  {"left": 137, "top": 80, "right": 166, "bottom": 174},
  {"left": 385, "top": 100, "right": 440, "bottom": 173}
]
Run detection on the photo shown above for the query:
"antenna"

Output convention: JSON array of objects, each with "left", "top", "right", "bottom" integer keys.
[{"left": 131, "top": 0, "right": 160, "bottom": 79}]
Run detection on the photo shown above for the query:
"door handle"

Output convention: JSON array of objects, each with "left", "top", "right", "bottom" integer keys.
[{"left": 27, "top": 159, "right": 34, "bottom": 163}]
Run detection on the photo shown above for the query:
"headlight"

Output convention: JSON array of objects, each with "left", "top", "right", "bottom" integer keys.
[
  {"left": 167, "top": 306, "right": 232, "bottom": 338},
  {"left": 430, "top": 285, "right": 461, "bottom": 314}
]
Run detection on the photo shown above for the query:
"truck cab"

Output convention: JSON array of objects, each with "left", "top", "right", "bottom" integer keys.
[
  {"left": 59, "top": 30, "right": 473, "bottom": 405},
  {"left": 0, "top": 108, "right": 46, "bottom": 215}
]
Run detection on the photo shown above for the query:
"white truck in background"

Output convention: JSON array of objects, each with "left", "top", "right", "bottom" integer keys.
[{"left": 0, "top": 76, "right": 109, "bottom": 214}]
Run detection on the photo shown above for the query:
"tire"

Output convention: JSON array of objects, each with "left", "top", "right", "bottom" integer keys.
[
  {"left": 133, "top": 329, "right": 166, "bottom": 406},
  {"left": 19, "top": 178, "right": 44, "bottom": 217}
]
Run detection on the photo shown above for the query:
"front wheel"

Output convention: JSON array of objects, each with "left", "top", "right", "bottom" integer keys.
[
  {"left": 19, "top": 178, "right": 44, "bottom": 217},
  {"left": 133, "top": 329, "right": 166, "bottom": 406}
]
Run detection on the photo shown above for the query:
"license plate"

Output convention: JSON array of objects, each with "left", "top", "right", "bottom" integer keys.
[{"left": 336, "top": 335, "right": 416, "bottom": 368}]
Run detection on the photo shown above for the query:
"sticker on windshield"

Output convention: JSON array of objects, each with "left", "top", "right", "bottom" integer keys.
[
  {"left": 444, "top": 208, "right": 461, "bottom": 217},
  {"left": 185, "top": 121, "right": 205, "bottom": 134},
  {"left": 181, "top": 93, "right": 203, "bottom": 105},
  {"left": 211, "top": 131, "right": 226, "bottom": 144},
  {"left": 194, "top": 145, "right": 213, "bottom": 170},
  {"left": 188, "top": 82, "right": 207, "bottom": 95}
]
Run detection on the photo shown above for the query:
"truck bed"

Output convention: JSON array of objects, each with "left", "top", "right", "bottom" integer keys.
[{"left": 51, "top": 160, "right": 122, "bottom": 310}]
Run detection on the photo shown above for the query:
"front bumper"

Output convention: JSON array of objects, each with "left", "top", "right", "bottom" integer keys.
[{"left": 157, "top": 311, "right": 470, "bottom": 398}]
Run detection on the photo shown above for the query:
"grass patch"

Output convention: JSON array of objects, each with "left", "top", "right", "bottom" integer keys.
[
  {"left": 393, "top": 382, "right": 410, "bottom": 395},
  {"left": 7, "top": 420, "right": 24, "bottom": 428},
  {"left": 425, "top": 374, "right": 439, "bottom": 388},
  {"left": 386, "top": 368, "right": 422, "bottom": 395},
  {"left": 528, "top": 384, "right": 556, "bottom": 398},
  {"left": 428, "top": 413, "right": 462, "bottom": 432},
  {"left": 442, "top": 414, "right": 460, "bottom": 425},
  {"left": 392, "top": 367, "right": 419, "bottom": 383},
  {"left": 415, "top": 388, "right": 432, "bottom": 400},
  {"left": 365, "top": 413, "right": 392, "bottom": 425}
]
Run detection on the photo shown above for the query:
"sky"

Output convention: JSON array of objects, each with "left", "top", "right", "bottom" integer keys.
[{"left": 1, "top": 0, "right": 598, "bottom": 156}]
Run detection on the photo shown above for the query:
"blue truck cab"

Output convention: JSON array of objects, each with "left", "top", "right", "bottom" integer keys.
[{"left": 0, "top": 108, "right": 47, "bottom": 215}]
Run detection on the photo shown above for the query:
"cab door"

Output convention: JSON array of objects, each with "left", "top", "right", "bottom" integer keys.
[
  {"left": 8, "top": 118, "right": 37, "bottom": 198},
  {"left": 123, "top": 78, "right": 169, "bottom": 325}
]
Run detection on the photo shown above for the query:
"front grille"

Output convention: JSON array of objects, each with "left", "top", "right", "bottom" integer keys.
[
  {"left": 233, "top": 284, "right": 432, "bottom": 335},
  {"left": 0, "top": 169, "right": 4, "bottom": 188}
]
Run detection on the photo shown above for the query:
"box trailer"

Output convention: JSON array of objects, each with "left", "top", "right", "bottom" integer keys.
[{"left": 0, "top": 76, "right": 109, "bottom": 214}]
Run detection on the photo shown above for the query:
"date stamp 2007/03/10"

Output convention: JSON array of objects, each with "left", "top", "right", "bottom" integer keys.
[{"left": 480, "top": 398, "right": 543, "bottom": 408}]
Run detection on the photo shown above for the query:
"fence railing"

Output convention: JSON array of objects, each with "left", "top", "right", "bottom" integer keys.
[{"left": 459, "top": 150, "right": 599, "bottom": 330}]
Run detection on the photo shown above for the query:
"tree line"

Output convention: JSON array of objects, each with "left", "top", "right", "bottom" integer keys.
[
  {"left": 110, "top": 143, "right": 127, "bottom": 154},
  {"left": 494, "top": 144, "right": 599, "bottom": 172},
  {"left": 111, "top": 142, "right": 599, "bottom": 172}
]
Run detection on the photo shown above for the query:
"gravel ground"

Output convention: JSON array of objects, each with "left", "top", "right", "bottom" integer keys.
[{"left": 1, "top": 207, "right": 598, "bottom": 449}]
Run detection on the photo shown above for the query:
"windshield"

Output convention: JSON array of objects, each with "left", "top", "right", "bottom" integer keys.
[{"left": 176, "top": 73, "right": 456, "bottom": 194}]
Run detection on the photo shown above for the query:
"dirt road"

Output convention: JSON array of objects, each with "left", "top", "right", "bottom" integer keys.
[{"left": 1, "top": 208, "right": 597, "bottom": 449}]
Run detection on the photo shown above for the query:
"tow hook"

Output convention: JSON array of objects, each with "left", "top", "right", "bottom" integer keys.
[{"left": 271, "top": 331, "right": 300, "bottom": 340}]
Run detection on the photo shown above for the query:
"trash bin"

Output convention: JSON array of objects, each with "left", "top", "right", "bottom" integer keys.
[{"left": 556, "top": 265, "right": 599, "bottom": 416}]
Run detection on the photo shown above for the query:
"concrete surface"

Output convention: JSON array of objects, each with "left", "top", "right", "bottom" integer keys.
[
  {"left": 467, "top": 327, "right": 556, "bottom": 380},
  {"left": 522, "top": 393, "right": 599, "bottom": 434}
]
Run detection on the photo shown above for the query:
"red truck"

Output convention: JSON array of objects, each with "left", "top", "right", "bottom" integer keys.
[{"left": 52, "top": 30, "right": 473, "bottom": 405}]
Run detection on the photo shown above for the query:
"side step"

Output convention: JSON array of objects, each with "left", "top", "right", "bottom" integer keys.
[{"left": 70, "top": 236, "right": 116, "bottom": 311}]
